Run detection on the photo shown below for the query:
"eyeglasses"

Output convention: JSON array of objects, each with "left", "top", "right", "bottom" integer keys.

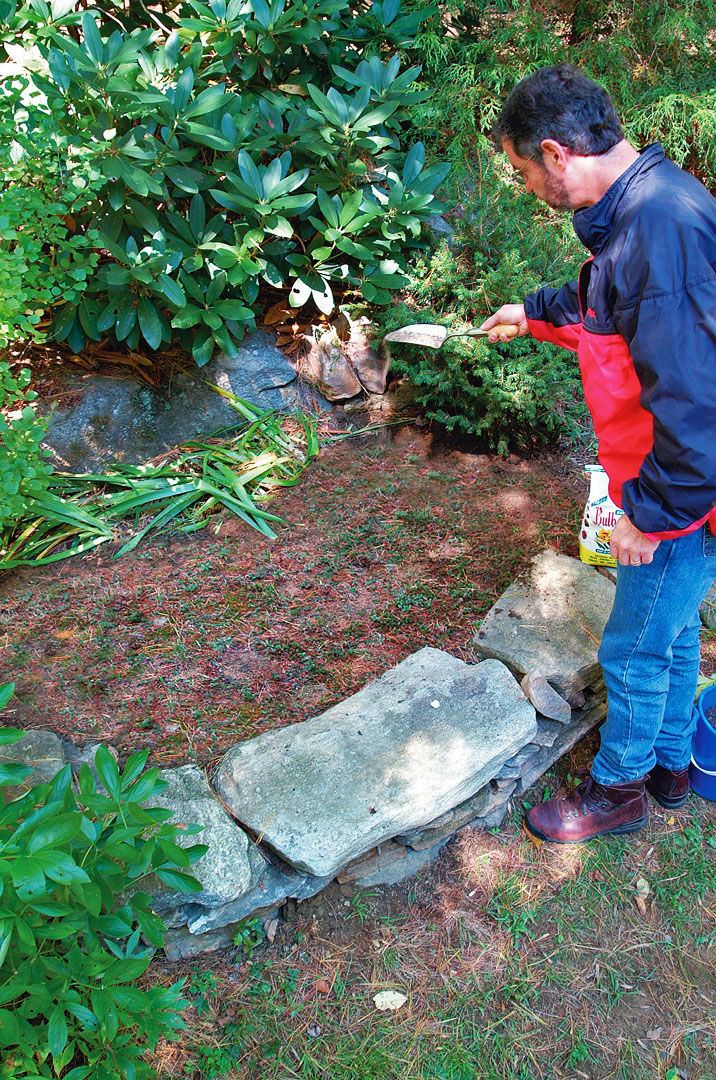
[{"left": 512, "top": 154, "right": 535, "bottom": 183}]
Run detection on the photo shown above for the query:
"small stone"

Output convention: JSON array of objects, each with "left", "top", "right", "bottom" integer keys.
[
  {"left": 520, "top": 671, "right": 571, "bottom": 723},
  {"left": 265, "top": 918, "right": 279, "bottom": 943},
  {"left": 532, "top": 716, "right": 567, "bottom": 748},
  {"left": 162, "top": 925, "right": 237, "bottom": 960},
  {"left": 61, "top": 740, "right": 117, "bottom": 792},
  {"left": 373, "top": 991, "right": 407, "bottom": 1012},
  {"left": 140, "top": 765, "right": 262, "bottom": 917},
  {"left": 316, "top": 338, "right": 362, "bottom": 401},
  {"left": 426, "top": 213, "right": 455, "bottom": 244},
  {"left": 307, "top": 1022, "right": 323, "bottom": 1038},
  {"left": 342, "top": 317, "right": 389, "bottom": 394},
  {"left": 354, "top": 838, "right": 447, "bottom": 887}
]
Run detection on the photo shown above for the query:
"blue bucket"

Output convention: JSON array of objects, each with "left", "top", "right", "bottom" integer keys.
[{"left": 690, "top": 683, "right": 716, "bottom": 801}]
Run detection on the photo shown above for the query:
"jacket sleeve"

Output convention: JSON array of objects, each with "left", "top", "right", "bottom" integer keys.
[
  {"left": 614, "top": 275, "right": 716, "bottom": 537},
  {"left": 524, "top": 281, "right": 582, "bottom": 351}
]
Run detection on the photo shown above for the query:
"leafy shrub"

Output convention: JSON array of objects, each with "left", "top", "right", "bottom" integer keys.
[
  {"left": 0, "top": 362, "right": 53, "bottom": 530},
  {"left": 0, "top": 72, "right": 102, "bottom": 529},
  {"left": 384, "top": 300, "right": 585, "bottom": 454},
  {"left": 0, "top": 75, "right": 99, "bottom": 349},
  {"left": 382, "top": 0, "right": 716, "bottom": 449},
  {"left": 379, "top": 144, "right": 587, "bottom": 450},
  {"left": 2, "top": 0, "right": 448, "bottom": 366},
  {"left": 0, "top": 687, "right": 206, "bottom": 1079}
]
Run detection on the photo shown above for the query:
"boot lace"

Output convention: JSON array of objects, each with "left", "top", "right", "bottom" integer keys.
[{"left": 568, "top": 777, "right": 611, "bottom": 817}]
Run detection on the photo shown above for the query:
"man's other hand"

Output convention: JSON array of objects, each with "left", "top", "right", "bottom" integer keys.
[
  {"left": 609, "top": 515, "right": 660, "bottom": 566},
  {"left": 479, "top": 304, "right": 529, "bottom": 342}
]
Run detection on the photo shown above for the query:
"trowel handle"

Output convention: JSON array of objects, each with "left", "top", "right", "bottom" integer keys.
[{"left": 468, "top": 323, "right": 520, "bottom": 340}]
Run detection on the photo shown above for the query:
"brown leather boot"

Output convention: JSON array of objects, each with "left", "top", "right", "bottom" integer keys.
[
  {"left": 523, "top": 775, "right": 647, "bottom": 845},
  {"left": 645, "top": 763, "right": 690, "bottom": 808}
]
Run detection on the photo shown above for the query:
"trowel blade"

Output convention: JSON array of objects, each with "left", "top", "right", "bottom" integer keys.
[{"left": 383, "top": 323, "right": 450, "bottom": 349}]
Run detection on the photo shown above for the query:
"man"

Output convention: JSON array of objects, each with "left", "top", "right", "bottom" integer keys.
[{"left": 481, "top": 64, "right": 716, "bottom": 844}]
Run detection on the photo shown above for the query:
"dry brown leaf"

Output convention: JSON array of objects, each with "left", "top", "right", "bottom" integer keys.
[
  {"left": 264, "top": 301, "right": 292, "bottom": 325},
  {"left": 315, "top": 979, "right": 330, "bottom": 995}
]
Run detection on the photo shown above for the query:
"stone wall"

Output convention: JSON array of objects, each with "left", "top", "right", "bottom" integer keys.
[{"left": 2, "top": 550, "right": 617, "bottom": 958}]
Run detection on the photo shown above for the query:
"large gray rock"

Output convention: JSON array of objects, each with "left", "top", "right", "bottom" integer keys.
[
  {"left": 0, "top": 730, "right": 65, "bottom": 796},
  {"left": 142, "top": 765, "right": 264, "bottom": 916},
  {"left": 214, "top": 648, "right": 536, "bottom": 878},
  {"left": 43, "top": 331, "right": 330, "bottom": 472},
  {"left": 474, "top": 550, "right": 615, "bottom": 700}
]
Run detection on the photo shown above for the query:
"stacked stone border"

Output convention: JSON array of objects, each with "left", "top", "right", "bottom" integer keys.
[{"left": 5, "top": 553, "right": 714, "bottom": 959}]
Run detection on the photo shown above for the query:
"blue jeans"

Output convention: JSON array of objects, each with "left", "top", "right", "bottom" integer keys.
[{"left": 591, "top": 525, "right": 716, "bottom": 785}]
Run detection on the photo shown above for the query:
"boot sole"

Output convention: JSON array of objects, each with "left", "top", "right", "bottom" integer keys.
[
  {"left": 522, "top": 813, "right": 647, "bottom": 846},
  {"left": 645, "top": 786, "right": 689, "bottom": 810}
]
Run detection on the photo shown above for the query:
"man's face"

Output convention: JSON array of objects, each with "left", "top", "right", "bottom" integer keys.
[{"left": 502, "top": 138, "right": 572, "bottom": 211}]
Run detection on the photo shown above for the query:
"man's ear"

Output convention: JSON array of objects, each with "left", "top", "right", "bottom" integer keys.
[{"left": 539, "top": 139, "right": 570, "bottom": 172}]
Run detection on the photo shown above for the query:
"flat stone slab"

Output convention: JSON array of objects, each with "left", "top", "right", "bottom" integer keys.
[
  {"left": 179, "top": 862, "right": 333, "bottom": 936},
  {"left": 515, "top": 698, "right": 607, "bottom": 796},
  {"left": 474, "top": 550, "right": 615, "bottom": 700},
  {"left": 214, "top": 648, "right": 536, "bottom": 878},
  {"left": 355, "top": 837, "right": 449, "bottom": 888}
]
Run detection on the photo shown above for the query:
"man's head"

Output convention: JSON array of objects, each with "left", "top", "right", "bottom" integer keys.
[{"left": 494, "top": 64, "right": 627, "bottom": 210}]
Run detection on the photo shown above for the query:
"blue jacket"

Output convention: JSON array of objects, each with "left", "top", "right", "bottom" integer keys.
[{"left": 525, "top": 144, "right": 716, "bottom": 539}]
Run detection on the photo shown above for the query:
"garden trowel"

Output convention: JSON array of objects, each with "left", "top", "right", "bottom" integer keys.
[{"left": 383, "top": 322, "right": 520, "bottom": 349}]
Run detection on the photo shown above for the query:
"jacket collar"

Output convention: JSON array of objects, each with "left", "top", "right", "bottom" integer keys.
[{"left": 572, "top": 143, "right": 665, "bottom": 253}]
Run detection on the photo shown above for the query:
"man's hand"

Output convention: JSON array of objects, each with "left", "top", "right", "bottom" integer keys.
[
  {"left": 479, "top": 303, "right": 529, "bottom": 342},
  {"left": 609, "top": 514, "right": 660, "bottom": 566}
]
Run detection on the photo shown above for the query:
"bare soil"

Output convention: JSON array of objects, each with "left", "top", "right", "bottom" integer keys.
[{"left": 0, "top": 425, "right": 593, "bottom": 766}]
